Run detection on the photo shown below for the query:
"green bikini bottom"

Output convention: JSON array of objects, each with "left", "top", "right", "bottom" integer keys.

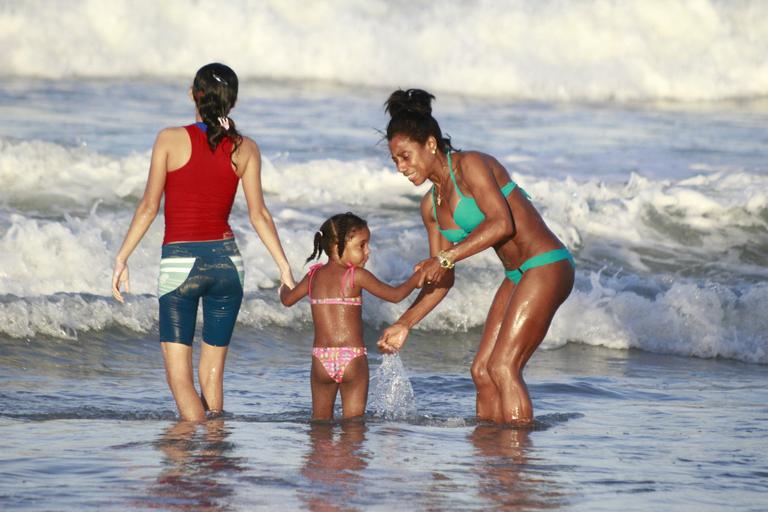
[{"left": 504, "top": 248, "right": 575, "bottom": 285}]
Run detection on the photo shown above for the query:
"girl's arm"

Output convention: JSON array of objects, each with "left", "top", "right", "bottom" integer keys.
[
  {"left": 377, "top": 193, "right": 454, "bottom": 353},
  {"left": 239, "top": 137, "right": 296, "bottom": 289},
  {"left": 112, "top": 128, "right": 172, "bottom": 303},
  {"left": 280, "top": 274, "right": 309, "bottom": 306},
  {"left": 355, "top": 268, "right": 420, "bottom": 303}
]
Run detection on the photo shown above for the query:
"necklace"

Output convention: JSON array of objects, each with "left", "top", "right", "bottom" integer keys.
[{"left": 434, "top": 155, "right": 451, "bottom": 207}]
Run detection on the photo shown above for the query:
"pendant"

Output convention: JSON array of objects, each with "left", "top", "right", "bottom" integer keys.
[{"left": 436, "top": 195, "right": 442, "bottom": 206}]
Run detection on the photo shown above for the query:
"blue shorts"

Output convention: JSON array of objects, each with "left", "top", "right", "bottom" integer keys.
[{"left": 158, "top": 239, "right": 245, "bottom": 347}]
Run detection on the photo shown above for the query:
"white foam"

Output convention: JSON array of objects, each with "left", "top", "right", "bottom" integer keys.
[
  {"left": 0, "top": 294, "right": 157, "bottom": 339},
  {"left": 2, "top": 0, "right": 767, "bottom": 101},
  {"left": 548, "top": 273, "right": 768, "bottom": 364},
  {"left": 0, "top": 138, "right": 150, "bottom": 208},
  {"left": 2, "top": 138, "right": 767, "bottom": 363},
  {"left": 5, "top": 136, "right": 767, "bottom": 266},
  {"left": 0, "top": 137, "right": 419, "bottom": 211}
]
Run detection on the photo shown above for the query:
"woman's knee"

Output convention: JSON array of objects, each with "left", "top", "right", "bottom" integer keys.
[
  {"left": 166, "top": 369, "right": 195, "bottom": 392},
  {"left": 487, "top": 359, "right": 521, "bottom": 388},
  {"left": 471, "top": 360, "right": 493, "bottom": 387}
]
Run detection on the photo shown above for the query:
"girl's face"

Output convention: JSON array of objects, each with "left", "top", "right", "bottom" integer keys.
[
  {"left": 339, "top": 227, "right": 371, "bottom": 268},
  {"left": 388, "top": 133, "right": 439, "bottom": 186}
]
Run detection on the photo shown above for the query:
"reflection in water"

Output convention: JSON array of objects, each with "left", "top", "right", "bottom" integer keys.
[
  {"left": 299, "top": 420, "right": 370, "bottom": 511},
  {"left": 469, "top": 425, "right": 563, "bottom": 510},
  {"left": 143, "top": 419, "right": 244, "bottom": 511}
]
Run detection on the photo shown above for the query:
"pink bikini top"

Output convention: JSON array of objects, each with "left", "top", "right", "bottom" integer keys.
[{"left": 307, "top": 263, "right": 362, "bottom": 306}]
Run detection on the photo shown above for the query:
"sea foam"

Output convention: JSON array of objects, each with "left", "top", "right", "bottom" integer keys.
[{"left": 2, "top": 0, "right": 767, "bottom": 101}]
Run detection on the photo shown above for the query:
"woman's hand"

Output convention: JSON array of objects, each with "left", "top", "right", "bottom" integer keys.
[
  {"left": 377, "top": 323, "right": 410, "bottom": 354},
  {"left": 414, "top": 256, "right": 446, "bottom": 287},
  {"left": 112, "top": 260, "right": 130, "bottom": 303},
  {"left": 280, "top": 268, "right": 296, "bottom": 289}
]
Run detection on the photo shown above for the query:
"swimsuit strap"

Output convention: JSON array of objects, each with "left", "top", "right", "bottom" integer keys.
[
  {"left": 307, "top": 263, "right": 360, "bottom": 304},
  {"left": 341, "top": 263, "right": 356, "bottom": 297},
  {"left": 430, "top": 185, "right": 439, "bottom": 220},
  {"left": 446, "top": 151, "right": 465, "bottom": 199},
  {"left": 430, "top": 152, "right": 462, "bottom": 221},
  {"left": 307, "top": 263, "right": 323, "bottom": 299}
]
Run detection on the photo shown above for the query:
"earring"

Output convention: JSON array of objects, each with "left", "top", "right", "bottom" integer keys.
[{"left": 431, "top": 148, "right": 436, "bottom": 154}]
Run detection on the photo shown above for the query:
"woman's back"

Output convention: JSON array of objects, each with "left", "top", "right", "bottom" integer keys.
[{"left": 163, "top": 123, "right": 239, "bottom": 245}]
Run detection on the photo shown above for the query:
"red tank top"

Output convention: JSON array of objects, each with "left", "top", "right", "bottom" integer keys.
[{"left": 163, "top": 124, "right": 240, "bottom": 245}]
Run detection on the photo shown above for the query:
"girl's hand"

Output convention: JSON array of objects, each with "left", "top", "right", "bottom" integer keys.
[
  {"left": 377, "top": 323, "right": 410, "bottom": 354},
  {"left": 112, "top": 260, "right": 130, "bottom": 303},
  {"left": 414, "top": 256, "right": 445, "bottom": 287},
  {"left": 278, "top": 283, "right": 289, "bottom": 303}
]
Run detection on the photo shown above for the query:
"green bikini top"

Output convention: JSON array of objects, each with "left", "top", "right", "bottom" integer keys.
[{"left": 432, "top": 151, "right": 527, "bottom": 243}]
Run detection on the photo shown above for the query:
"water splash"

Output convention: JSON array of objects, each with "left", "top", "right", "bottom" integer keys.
[{"left": 369, "top": 354, "right": 417, "bottom": 420}]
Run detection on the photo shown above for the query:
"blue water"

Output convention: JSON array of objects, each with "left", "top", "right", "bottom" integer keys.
[{"left": 2, "top": 329, "right": 766, "bottom": 511}]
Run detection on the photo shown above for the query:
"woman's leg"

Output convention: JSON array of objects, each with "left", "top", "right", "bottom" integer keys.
[
  {"left": 311, "top": 356, "right": 340, "bottom": 421},
  {"left": 161, "top": 342, "right": 205, "bottom": 421},
  {"left": 487, "top": 261, "right": 574, "bottom": 424},
  {"left": 339, "top": 354, "right": 369, "bottom": 419},
  {"left": 472, "top": 278, "right": 515, "bottom": 423},
  {"left": 198, "top": 342, "right": 229, "bottom": 415}
]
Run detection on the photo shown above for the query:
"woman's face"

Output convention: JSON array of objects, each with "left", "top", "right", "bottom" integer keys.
[{"left": 388, "top": 133, "right": 438, "bottom": 186}]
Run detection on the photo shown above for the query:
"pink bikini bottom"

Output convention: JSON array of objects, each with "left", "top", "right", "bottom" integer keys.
[{"left": 312, "top": 346, "right": 367, "bottom": 383}]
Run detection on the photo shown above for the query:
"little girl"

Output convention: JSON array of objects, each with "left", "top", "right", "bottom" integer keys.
[{"left": 280, "top": 212, "right": 420, "bottom": 420}]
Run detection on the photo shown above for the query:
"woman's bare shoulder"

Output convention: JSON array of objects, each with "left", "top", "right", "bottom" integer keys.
[
  {"left": 156, "top": 126, "right": 188, "bottom": 141},
  {"left": 456, "top": 150, "right": 496, "bottom": 167},
  {"left": 458, "top": 150, "right": 509, "bottom": 179},
  {"left": 235, "top": 134, "right": 260, "bottom": 156}
]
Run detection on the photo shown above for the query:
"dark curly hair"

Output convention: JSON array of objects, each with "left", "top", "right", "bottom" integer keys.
[
  {"left": 384, "top": 88, "right": 454, "bottom": 152},
  {"left": 306, "top": 212, "right": 368, "bottom": 263}
]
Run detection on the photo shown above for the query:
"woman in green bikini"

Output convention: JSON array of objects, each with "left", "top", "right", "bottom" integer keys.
[{"left": 377, "top": 89, "right": 575, "bottom": 425}]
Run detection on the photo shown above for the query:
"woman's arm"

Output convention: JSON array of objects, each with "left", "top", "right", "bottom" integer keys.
[
  {"left": 377, "top": 193, "right": 454, "bottom": 352},
  {"left": 355, "top": 268, "right": 420, "bottom": 303},
  {"left": 238, "top": 137, "right": 296, "bottom": 288},
  {"left": 418, "top": 152, "right": 514, "bottom": 282},
  {"left": 280, "top": 274, "right": 309, "bottom": 306},
  {"left": 112, "top": 129, "right": 172, "bottom": 303}
]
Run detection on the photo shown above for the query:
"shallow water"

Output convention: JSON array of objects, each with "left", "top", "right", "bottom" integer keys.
[{"left": 2, "top": 330, "right": 767, "bottom": 511}]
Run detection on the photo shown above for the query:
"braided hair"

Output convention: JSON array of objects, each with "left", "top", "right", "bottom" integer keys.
[
  {"left": 384, "top": 88, "right": 454, "bottom": 152},
  {"left": 306, "top": 212, "right": 368, "bottom": 263},
  {"left": 191, "top": 63, "right": 243, "bottom": 165}
]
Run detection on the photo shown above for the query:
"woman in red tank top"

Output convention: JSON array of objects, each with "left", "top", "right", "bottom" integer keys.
[{"left": 111, "top": 63, "right": 295, "bottom": 421}]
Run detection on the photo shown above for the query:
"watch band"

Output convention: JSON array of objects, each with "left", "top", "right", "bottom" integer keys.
[{"left": 438, "top": 250, "right": 455, "bottom": 269}]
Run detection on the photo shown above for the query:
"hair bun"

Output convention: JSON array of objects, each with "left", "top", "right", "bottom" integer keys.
[{"left": 385, "top": 89, "right": 435, "bottom": 118}]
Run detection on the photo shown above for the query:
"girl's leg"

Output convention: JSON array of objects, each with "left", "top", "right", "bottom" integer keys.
[
  {"left": 198, "top": 341, "right": 229, "bottom": 415},
  {"left": 311, "top": 356, "right": 340, "bottom": 421},
  {"left": 487, "top": 261, "right": 574, "bottom": 424},
  {"left": 472, "top": 278, "right": 515, "bottom": 423},
  {"left": 161, "top": 342, "right": 206, "bottom": 421},
  {"left": 339, "top": 355, "right": 369, "bottom": 419}
]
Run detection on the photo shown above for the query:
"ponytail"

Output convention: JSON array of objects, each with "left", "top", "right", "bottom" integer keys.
[{"left": 192, "top": 63, "right": 244, "bottom": 167}]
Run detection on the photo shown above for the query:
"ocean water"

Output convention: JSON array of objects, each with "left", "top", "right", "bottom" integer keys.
[{"left": 2, "top": 1, "right": 768, "bottom": 510}]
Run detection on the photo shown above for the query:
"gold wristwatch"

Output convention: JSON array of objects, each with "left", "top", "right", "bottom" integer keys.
[{"left": 438, "top": 250, "right": 455, "bottom": 269}]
